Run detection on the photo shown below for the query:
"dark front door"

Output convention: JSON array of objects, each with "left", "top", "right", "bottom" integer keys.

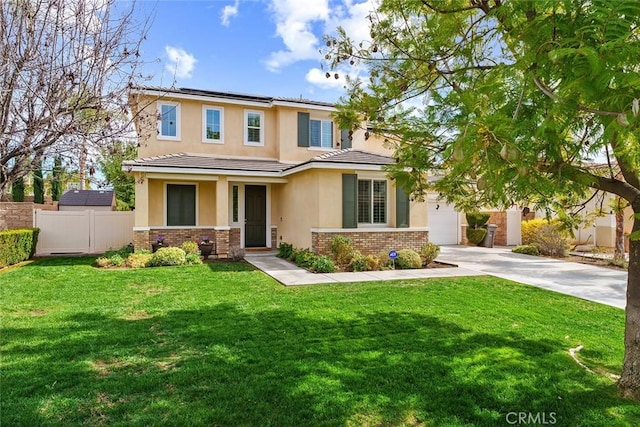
[{"left": 245, "top": 185, "right": 266, "bottom": 247}]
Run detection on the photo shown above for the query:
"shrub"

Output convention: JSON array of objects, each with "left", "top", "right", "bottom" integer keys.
[
  {"left": 293, "top": 248, "right": 316, "bottom": 269},
  {"left": 420, "top": 242, "right": 441, "bottom": 265},
  {"left": 330, "top": 235, "right": 356, "bottom": 267},
  {"left": 521, "top": 219, "right": 570, "bottom": 257},
  {"left": 94, "top": 257, "right": 113, "bottom": 268},
  {"left": 349, "top": 251, "right": 367, "bottom": 272},
  {"left": 185, "top": 252, "right": 203, "bottom": 265},
  {"left": 181, "top": 241, "right": 200, "bottom": 255},
  {"left": 0, "top": 228, "right": 40, "bottom": 267},
  {"left": 364, "top": 254, "right": 382, "bottom": 271},
  {"left": 395, "top": 249, "right": 422, "bottom": 269},
  {"left": 125, "top": 253, "right": 153, "bottom": 268},
  {"left": 277, "top": 242, "right": 294, "bottom": 259},
  {"left": 512, "top": 245, "right": 540, "bottom": 256},
  {"left": 148, "top": 247, "right": 187, "bottom": 267},
  {"left": 110, "top": 254, "right": 125, "bottom": 267},
  {"left": 104, "top": 244, "right": 134, "bottom": 259},
  {"left": 466, "top": 212, "right": 490, "bottom": 228},
  {"left": 535, "top": 224, "right": 570, "bottom": 257},
  {"left": 311, "top": 255, "right": 336, "bottom": 273},
  {"left": 466, "top": 228, "right": 487, "bottom": 245}
]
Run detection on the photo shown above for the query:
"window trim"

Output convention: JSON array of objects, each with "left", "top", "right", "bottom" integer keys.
[
  {"left": 309, "top": 118, "right": 333, "bottom": 149},
  {"left": 202, "top": 105, "right": 224, "bottom": 144},
  {"left": 244, "top": 109, "right": 265, "bottom": 146},
  {"left": 357, "top": 178, "right": 388, "bottom": 227},
  {"left": 157, "top": 101, "right": 181, "bottom": 141},
  {"left": 164, "top": 182, "right": 198, "bottom": 226}
]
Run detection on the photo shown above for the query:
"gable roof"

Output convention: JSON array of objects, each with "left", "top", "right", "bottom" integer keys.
[
  {"left": 122, "top": 150, "right": 395, "bottom": 177},
  {"left": 59, "top": 190, "right": 114, "bottom": 206}
]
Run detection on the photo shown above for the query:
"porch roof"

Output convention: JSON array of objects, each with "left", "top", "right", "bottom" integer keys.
[{"left": 123, "top": 149, "right": 395, "bottom": 176}]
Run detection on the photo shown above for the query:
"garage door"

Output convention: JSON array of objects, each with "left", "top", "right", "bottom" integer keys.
[{"left": 428, "top": 199, "right": 460, "bottom": 245}]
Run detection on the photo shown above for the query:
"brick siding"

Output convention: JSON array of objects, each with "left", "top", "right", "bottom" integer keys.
[
  {"left": 0, "top": 202, "right": 58, "bottom": 231},
  {"left": 312, "top": 229, "right": 429, "bottom": 256}
]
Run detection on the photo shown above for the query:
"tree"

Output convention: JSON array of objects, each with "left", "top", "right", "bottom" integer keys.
[
  {"left": 11, "top": 176, "right": 24, "bottom": 202},
  {"left": 51, "top": 156, "right": 63, "bottom": 202},
  {"left": 0, "top": 0, "right": 152, "bottom": 199},
  {"left": 33, "top": 164, "right": 44, "bottom": 204},
  {"left": 98, "top": 141, "right": 137, "bottom": 210},
  {"left": 325, "top": 0, "right": 640, "bottom": 398}
]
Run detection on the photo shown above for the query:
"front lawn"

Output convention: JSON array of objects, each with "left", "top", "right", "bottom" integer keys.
[{"left": 1, "top": 257, "right": 638, "bottom": 426}]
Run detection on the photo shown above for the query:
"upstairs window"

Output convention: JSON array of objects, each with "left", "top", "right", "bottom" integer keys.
[
  {"left": 310, "top": 119, "right": 333, "bottom": 148},
  {"left": 203, "top": 106, "right": 223, "bottom": 143},
  {"left": 245, "top": 110, "right": 264, "bottom": 146},
  {"left": 158, "top": 102, "right": 180, "bottom": 140}
]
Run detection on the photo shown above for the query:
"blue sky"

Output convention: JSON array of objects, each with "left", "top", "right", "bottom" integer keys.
[{"left": 134, "top": 0, "right": 376, "bottom": 103}]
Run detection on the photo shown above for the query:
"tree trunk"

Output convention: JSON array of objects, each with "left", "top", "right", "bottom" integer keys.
[
  {"left": 615, "top": 209, "right": 625, "bottom": 262},
  {"left": 619, "top": 204, "right": 640, "bottom": 399}
]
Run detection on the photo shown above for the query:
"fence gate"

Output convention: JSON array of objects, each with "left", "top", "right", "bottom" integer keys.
[{"left": 34, "top": 210, "right": 134, "bottom": 255}]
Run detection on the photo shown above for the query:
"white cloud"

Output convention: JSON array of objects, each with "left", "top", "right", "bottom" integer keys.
[
  {"left": 221, "top": 0, "right": 240, "bottom": 27},
  {"left": 264, "top": 0, "right": 331, "bottom": 71},
  {"left": 165, "top": 46, "right": 197, "bottom": 79},
  {"left": 305, "top": 68, "right": 347, "bottom": 89}
]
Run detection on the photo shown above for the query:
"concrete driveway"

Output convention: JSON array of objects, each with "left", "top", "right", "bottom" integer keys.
[{"left": 438, "top": 246, "right": 627, "bottom": 309}]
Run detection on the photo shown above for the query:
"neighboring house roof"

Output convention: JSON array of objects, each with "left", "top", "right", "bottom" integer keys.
[
  {"left": 59, "top": 190, "right": 114, "bottom": 206},
  {"left": 123, "top": 150, "right": 395, "bottom": 177},
  {"left": 132, "top": 86, "right": 336, "bottom": 109}
]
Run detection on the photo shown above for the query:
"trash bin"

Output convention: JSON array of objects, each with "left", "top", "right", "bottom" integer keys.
[{"left": 479, "top": 224, "right": 498, "bottom": 248}]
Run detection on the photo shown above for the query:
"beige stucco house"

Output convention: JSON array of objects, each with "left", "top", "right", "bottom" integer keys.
[{"left": 124, "top": 87, "right": 429, "bottom": 258}]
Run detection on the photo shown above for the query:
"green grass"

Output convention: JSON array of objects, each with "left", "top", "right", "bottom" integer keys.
[{"left": 1, "top": 257, "right": 638, "bottom": 426}]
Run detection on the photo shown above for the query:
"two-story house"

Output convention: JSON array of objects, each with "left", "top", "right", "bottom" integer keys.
[{"left": 124, "top": 87, "right": 430, "bottom": 258}]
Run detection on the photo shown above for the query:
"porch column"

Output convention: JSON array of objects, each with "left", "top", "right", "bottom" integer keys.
[
  {"left": 215, "top": 177, "right": 230, "bottom": 258},
  {"left": 134, "top": 173, "right": 148, "bottom": 227}
]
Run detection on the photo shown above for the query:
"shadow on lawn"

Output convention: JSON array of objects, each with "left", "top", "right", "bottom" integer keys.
[{"left": 2, "top": 304, "right": 635, "bottom": 426}]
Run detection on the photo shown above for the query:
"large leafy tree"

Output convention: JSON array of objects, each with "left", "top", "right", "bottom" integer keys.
[
  {"left": 98, "top": 141, "right": 137, "bottom": 210},
  {"left": 325, "top": 0, "right": 640, "bottom": 398},
  {"left": 0, "top": 0, "right": 151, "bottom": 198}
]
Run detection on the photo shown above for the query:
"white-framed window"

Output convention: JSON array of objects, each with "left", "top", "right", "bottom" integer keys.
[
  {"left": 310, "top": 119, "right": 333, "bottom": 148},
  {"left": 357, "top": 179, "right": 387, "bottom": 224},
  {"left": 244, "top": 110, "right": 264, "bottom": 146},
  {"left": 158, "top": 101, "right": 180, "bottom": 140},
  {"left": 202, "top": 106, "right": 224, "bottom": 143}
]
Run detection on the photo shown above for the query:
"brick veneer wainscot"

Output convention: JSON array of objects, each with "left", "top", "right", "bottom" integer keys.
[{"left": 312, "top": 230, "right": 429, "bottom": 256}]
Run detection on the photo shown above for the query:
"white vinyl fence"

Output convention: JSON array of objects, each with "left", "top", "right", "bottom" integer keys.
[{"left": 34, "top": 210, "right": 134, "bottom": 255}]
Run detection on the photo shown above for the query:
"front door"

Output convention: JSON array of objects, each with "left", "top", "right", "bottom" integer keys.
[{"left": 245, "top": 185, "right": 266, "bottom": 247}]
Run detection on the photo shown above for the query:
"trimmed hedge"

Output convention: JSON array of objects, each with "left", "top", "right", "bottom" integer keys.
[{"left": 0, "top": 228, "right": 40, "bottom": 267}]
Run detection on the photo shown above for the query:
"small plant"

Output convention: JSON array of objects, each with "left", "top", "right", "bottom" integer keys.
[
  {"left": 125, "top": 253, "right": 153, "bottom": 268},
  {"left": 277, "top": 242, "right": 294, "bottom": 259},
  {"left": 156, "top": 235, "right": 166, "bottom": 245},
  {"left": 110, "top": 254, "right": 125, "bottom": 267},
  {"left": 330, "top": 235, "right": 356, "bottom": 268},
  {"left": 293, "top": 248, "right": 316, "bottom": 269},
  {"left": 420, "top": 242, "right": 441, "bottom": 266},
  {"left": 348, "top": 251, "right": 367, "bottom": 272},
  {"left": 181, "top": 241, "right": 200, "bottom": 255},
  {"left": 395, "top": 249, "right": 422, "bottom": 269},
  {"left": 185, "top": 252, "right": 203, "bottom": 265},
  {"left": 466, "top": 228, "right": 487, "bottom": 245},
  {"left": 104, "top": 244, "right": 134, "bottom": 259},
  {"left": 311, "top": 255, "right": 336, "bottom": 273},
  {"left": 148, "top": 247, "right": 187, "bottom": 267},
  {"left": 94, "top": 257, "right": 113, "bottom": 268},
  {"left": 200, "top": 236, "right": 212, "bottom": 244},
  {"left": 511, "top": 244, "right": 540, "bottom": 256}
]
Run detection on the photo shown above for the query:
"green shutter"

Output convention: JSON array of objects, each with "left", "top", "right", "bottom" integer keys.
[
  {"left": 340, "top": 129, "right": 351, "bottom": 149},
  {"left": 396, "top": 186, "right": 410, "bottom": 228},
  {"left": 342, "top": 174, "right": 357, "bottom": 228},
  {"left": 297, "top": 112, "right": 310, "bottom": 147}
]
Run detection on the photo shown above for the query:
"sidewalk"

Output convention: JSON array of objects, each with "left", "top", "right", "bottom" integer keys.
[
  {"left": 244, "top": 252, "right": 483, "bottom": 286},
  {"left": 245, "top": 246, "right": 627, "bottom": 309}
]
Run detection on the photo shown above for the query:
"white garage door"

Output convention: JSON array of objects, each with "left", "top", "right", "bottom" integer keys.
[{"left": 428, "top": 199, "right": 460, "bottom": 245}]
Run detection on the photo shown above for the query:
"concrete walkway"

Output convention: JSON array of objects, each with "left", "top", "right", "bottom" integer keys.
[{"left": 245, "top": 246, "right": 628, "bottom": 309}]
